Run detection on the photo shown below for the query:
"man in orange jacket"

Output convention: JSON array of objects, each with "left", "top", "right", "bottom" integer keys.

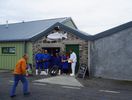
[{"left": 10, "top": 54, "right": 30, "bottom": 98}]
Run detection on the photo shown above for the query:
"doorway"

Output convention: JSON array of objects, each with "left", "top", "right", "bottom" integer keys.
[
  {"left": 42, "top": 47, "right": 60, "bottom": 55},
  {"left": 65, "top": 44, "right": 79, "bottom": 74}
]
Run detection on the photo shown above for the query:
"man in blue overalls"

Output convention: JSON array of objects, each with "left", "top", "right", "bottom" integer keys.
[
  {"left": 50, "top": 53, "right": 54, "bottom": 68},
  {"left": 52, "top": 53, "right": 62, "bottom": 75},
  {"left": 61, "top": 53, "right": 69, "bottom": 74},
  {"left": 42, "top": 50, "right": 51, "bottom": 75},
  {"left": 35, "top": 49, "right": 43, "bottom": 75}
]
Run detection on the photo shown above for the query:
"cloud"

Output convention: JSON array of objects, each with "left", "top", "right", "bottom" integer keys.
[{"left": 0, "top": 0, "right": 132, "bottom": 34}]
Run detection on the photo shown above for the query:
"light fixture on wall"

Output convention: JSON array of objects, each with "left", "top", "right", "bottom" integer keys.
[{"left": 54, "top": 26, "right": 60, "bottom": 31}]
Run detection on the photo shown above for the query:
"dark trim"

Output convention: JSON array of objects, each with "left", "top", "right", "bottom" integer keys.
[
  {"left": 1, "top": 47, "right": 16, "bottom": 54},
  {"left": 0, "top": 39, "right": 29, "bottom": 42},
  {"left": 58, "top": 23, "right": 92, "bottom": 40},
  {"left": 93, "top": 21, "right": 132, "bottom": 40}
]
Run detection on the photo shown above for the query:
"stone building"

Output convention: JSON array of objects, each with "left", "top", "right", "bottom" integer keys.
[{"left": 0, "top": 17, "right": 132, "bottom": 81}]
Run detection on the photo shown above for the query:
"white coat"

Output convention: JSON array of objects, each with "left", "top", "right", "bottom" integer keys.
[
  {"left": 70, "top": 52, "right": 77, "bottom": 63},
  {"left": 69, "top": 52, "right": 77, "bottom": 75}
]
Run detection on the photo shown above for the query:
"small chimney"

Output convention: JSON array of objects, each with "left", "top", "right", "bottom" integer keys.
[{"left": 6, "top": 20, "right": 8, "bottom": 28}]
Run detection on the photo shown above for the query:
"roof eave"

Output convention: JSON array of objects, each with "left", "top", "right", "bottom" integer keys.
[{"left": 0, "top": 39, "right": 30, "bottom": 42}]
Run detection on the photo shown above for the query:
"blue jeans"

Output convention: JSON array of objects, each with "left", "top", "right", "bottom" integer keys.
[{"left": 10, "top": 74, "right": 29, "bottom": 96}]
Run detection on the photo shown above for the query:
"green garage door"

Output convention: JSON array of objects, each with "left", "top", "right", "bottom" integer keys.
[{"left": 66, "top": 44, "right": 79, "bottom": 74}]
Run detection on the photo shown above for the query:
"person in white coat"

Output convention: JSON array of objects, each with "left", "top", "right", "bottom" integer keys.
[{"left": 68, "top": 49, "right": 77, "bottom": 76}]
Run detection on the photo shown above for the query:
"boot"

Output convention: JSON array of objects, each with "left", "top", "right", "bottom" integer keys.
[
  {"left": 58, "top": 70, "right": 61, "bottom": 75},
  {"left": 40, "top": 71, "right": 47, "bottom": 75},
  {"left": 36, "top": 69, "right": 39, "bottom": 75},
  {"left": 70, "top": 73, "right": 75, "bottom": 76},
  {"left": 46, "top": 69, "right": 49, "bottom": 75}
]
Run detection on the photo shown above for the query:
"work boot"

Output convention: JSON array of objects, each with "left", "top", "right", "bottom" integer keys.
[
  {"left": 36, "top": 69, "right": 39, "bottom": 75},
  {"left": 40, "top": 71, "right": 47, "bottom": 75},
  {"left": 46, "top": 69, "right": 49, "bottom": 75},
  {"left": 10, "top": 95, "right": 16, "bottom": 98},
  {"left": 24, "top": 92, "right": 30, "bottom": 96},
  {"left": 70, "top": 73, "right": 75, "bottom": 76},
  {"left": 58, "top": 70, "right": 61, "bottom": 75}
]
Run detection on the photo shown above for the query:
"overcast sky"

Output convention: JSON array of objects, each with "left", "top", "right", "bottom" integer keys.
[{"left": 0, "top": 0, "right": 132, "bottom": 35}]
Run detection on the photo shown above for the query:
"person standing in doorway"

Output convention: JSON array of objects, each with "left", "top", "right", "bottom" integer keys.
[
  {"left": 10, "top": 54, "right": 30, "bottom": 98},
  {"left": 42, "top": 50, "right": 51, "bottom": 75},
  {"left": 35, "top": 49, "right": 43, "bottom": 75},
  {"left": 68, "top": 49, "right": 77, "bottom": 76},
  {"left": 53, "top": 53, "right": 62, "bottom": 75},
  {"left": 61, "top": 53, "right": 69, "bottom": 74}
]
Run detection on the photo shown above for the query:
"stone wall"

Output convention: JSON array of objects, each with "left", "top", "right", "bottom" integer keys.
[
  {"left": 91, "top": 27, "right": 132, "bottom": 80},
  {"left": 32, "top": 29, "right": 88, "bottom": 66}
]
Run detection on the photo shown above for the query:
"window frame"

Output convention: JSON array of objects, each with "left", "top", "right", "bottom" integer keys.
[{"left": 1, "top": 47, "right": 16, "bottom": 54}]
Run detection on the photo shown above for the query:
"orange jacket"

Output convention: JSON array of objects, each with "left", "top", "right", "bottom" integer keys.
[{"left": 13, "top": 58, "right": 27, "bottom": 75}]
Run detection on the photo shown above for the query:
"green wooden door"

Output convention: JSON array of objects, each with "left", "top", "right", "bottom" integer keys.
[{"left": 66, "top": 44, "right": 79, "bottom": 74}]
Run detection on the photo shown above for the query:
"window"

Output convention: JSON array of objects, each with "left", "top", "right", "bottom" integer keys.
[{"left": 2, "top": 47, "right": 16, "bottom": 54}]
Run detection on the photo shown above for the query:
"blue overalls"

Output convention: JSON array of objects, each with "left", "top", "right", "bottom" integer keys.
[
  {"left": 52, "top": 56, "right": 62, "bottom": 69},
  {"left": 61, "top": 55, "right": 68, "bottom": 70},
  {"left": 35, "top": 53, "right": 43, "bottom": 70},
  {"left": 42, "top": 53, "right": 51, "bottom": 69},
  {"left": 50, "top": 55, "right": 54, "bottom": 68}
]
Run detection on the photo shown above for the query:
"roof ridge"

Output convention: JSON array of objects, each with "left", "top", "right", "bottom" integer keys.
[
  {"left": 0, "top": 17, "right": 69, "bottom": 26},
  {"left": 97, "top": 21, "right": 132, "bottom": 34},
  {"left": 93, "top": 21, "right": 132, "bottom": 40}
]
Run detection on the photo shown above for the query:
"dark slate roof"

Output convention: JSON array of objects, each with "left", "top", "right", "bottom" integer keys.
[
  {"left": 1, "top": 17, "right": 130, "bottom": 42},
  {"left": 93, "top": 21, "right": 132, "bottom": 40},
  {"left": 0, "top": 17, "right": 70, "bottom": 42},
  {"left": 0, "top": 17, "right": 91, "bottom": 42}
]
